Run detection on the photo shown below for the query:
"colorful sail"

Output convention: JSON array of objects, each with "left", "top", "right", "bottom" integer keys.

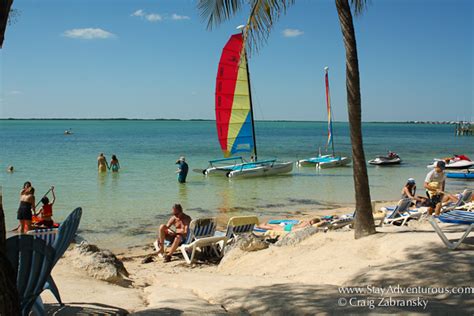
[
  {"left": 324, "top": 67, "right": 334, "bottom": 153},
  {"left": 215, "top": 33, "right": 254, "bottom": 157}
]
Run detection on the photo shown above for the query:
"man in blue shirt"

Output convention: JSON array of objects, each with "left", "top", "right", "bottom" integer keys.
[{"left": 176, "top": 156, "right": 188, "bottom": 183}]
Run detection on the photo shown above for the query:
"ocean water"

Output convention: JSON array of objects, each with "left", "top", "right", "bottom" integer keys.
[{"left": 1, "top": 120, "right": 473, "bottom": 250}]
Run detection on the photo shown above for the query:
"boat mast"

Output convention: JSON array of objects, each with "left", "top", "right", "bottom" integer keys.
[
  {"left": 325, "top": 66, "right": 336, "bottom": 157},
  {"left": 243, "top": 33, "right": 258, "bottom": 161}
]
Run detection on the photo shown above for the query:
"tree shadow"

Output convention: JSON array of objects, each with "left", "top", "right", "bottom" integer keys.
[
  {"left": 45, "top": 302, "right": 128, "bottom": 315},
  {"left": 218, "top": 240, "right": 474, "bottom": 314}
]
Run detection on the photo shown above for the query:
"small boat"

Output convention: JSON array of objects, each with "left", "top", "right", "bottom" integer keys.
[
  {"left": 368, "top": 152, "right": 402, "bottom": 165},
  {"left": 297, "top": 67, "right": 351, "bottom": 169},
  {"left": 428, "top": 155, "right": 474, "bottom": 169},
  {"left": 201, "top": 29, "right": 293, "bottom": 178},
  {"left": 446, "top": 170, "right": 474, "bottom": 179}
]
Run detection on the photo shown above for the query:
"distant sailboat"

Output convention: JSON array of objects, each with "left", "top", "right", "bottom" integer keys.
[
  {"left": 297, "top": 67, "right": 351, "bottom": 168},
  {"left": 202, "top": 30, "right": 293, "bottom": 178}
]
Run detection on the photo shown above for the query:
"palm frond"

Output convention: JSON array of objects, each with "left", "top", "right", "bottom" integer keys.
[
  {"left": 350, "top": 0, "right": 368, "bottom": 16},
  {"left": 198, "top": 0, "right": 245, "bottom": 30},
  {"left": 242, "top": 0, "right": 295, "bottom": 56}
]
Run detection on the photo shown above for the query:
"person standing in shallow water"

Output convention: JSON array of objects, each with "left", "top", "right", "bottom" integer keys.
[
  {"left": 110, "top": 154, "right": 120, "bottom": 172},
  {"left": 176, "top": 156, "right": 188, "bottom": 183},
  {"left": 97, "top": 153, "right": 109, "bottom": 173},
  {"left": 17, "top": 182, "right": 35, "bottom": 233}
]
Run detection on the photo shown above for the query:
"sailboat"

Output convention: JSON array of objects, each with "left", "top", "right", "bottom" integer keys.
[
  {"left": 297, "top": 67, "right": 351, "bottom": 169},
  {"left": 202, "top": 29, "right": 293, "bottom": 178}
]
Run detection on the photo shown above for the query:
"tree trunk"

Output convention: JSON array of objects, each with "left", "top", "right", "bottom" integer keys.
[
  {"left": 335, "top": 0, "right": 376, "bottom": 239},
  {"left": 0, "top": 189, "right": 20, "bottom": 315}
]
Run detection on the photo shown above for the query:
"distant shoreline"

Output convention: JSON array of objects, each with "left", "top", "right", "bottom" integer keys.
[{"left": 0, "top": 118, "right": 461, "bottom": 124}]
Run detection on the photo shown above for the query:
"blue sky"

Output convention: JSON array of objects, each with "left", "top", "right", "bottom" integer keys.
[{"left": 0, "top": 0, "right": 472, "bottom": 121}]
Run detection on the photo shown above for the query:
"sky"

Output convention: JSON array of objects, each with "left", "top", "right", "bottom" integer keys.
[{"left": 0, "top": 0, "right": 472, "bottom": 121}]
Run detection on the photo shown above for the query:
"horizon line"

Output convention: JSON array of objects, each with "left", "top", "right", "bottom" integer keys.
[{"left": 0, "top": 118, "right": 462, "bottom": 124}]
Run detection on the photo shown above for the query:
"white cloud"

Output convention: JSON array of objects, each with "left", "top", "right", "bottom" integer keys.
[
  {"left": 63, "top": 28, "right": 115, "bottom": 40},
  {"left": 282, "top": 28, "right": 304, "bottom": 38},
  {"left": 171, "top": 13, "right": 190, "bottom": 21},
  {"left": 131, "top": 9, "right": 145, "bottom": 17},
  {"left": 145, "top": 13, "right": 162, "bottom": 22}
]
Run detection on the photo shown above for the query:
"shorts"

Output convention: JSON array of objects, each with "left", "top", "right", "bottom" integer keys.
[
  {"left": 17, "top": 208, "right": 32, "bottom": 221},
  {"left": 428, "top": 194, "right": 442, "bottom": 208},
  {"left": 35, "top": 219, "right": 54, "bottom": 228}
]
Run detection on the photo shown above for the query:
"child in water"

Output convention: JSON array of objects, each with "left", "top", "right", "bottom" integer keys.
[
  {"left": 36, "top": 186, "right": 56, "bottom": 228},
  {"left": 110, "top": 155, "right": 120, "bottom": 172}
]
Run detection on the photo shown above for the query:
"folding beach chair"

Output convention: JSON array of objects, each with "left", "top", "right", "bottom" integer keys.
[
  {"left": 429, "top": 210, "right": 474, "bottom": 250},
  {"left": 180, "top": 217, "right": 227, "bottom": 264},
  {"left": 6, "top": 235, "right": 56, "bottom": 316}
]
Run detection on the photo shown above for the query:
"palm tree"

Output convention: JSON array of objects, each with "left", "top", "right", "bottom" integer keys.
[
  {"left": 198, "top": 0, "right": 376, "bottom": 239},
  {"left": 0, "top": 1, "right": 21, "bottom": 314}
]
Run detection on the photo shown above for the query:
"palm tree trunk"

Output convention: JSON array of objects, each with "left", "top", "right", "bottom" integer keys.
[
  {"left": 0, "top": 191, "right": 20, "bottom": 315},
  {"left": 335, "top": 0, "right": 375, "bottom": 238}
]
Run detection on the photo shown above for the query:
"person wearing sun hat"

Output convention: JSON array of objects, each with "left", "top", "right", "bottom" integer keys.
[
  {"left": 424, "top": 160, "right": 446, "bottom": 215},
  {"left": 175, "top": 156, "right": 189, "bottom": 183},
  {"left": 401, "top": 178, "right": 417, "bottom": 199}
]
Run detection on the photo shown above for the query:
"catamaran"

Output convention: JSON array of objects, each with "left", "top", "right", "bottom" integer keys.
[
  {"left": 201, "top": 29, "right": 293, "bottom": 178},
  {"left": 297, "top": 67, "right": 351, "bottom": 169}
]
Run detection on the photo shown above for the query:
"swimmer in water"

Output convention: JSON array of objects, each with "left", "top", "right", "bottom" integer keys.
[
  {"left": 110, "top": 154, "right": 120, "bottom": 172},
  {"left": 97, "top": 153, "right": 109, "bottom": 173},
  {"left": 7, "top": 165, "right": 14, "bottom": 173}
]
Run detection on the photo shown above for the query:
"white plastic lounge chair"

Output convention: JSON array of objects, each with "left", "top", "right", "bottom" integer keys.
[
  {"left": 224, "top": 216, "right": 259, "bottom": 239},
  {"left": 442, "top": 189, "right": 472, "bottom": 212},
  {"left": 383, "top": 199, "right": 419, "bottom": 226},
  {"left": 179, "top": 217, "right": 227, "bottom": 264},
  {"left": 429, "top": 210, "right": 474, "bottom": 250}
]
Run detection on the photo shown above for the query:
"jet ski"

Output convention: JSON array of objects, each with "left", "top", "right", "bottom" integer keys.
[
  {"left": 427, "top": 155, "right": 474, "bottom": 169},
  {"left": 368, "top": 152, "right": 401, "bottom": 165}
]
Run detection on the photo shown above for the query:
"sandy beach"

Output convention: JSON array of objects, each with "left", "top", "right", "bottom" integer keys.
[{"left": 39, "top": 202, "right": 474, "bottom": 315}]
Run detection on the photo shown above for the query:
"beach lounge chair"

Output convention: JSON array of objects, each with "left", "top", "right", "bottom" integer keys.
[
  {"left": 28, "top": 207, "right": 83, "bottom": 305},
  {"left": 179, "top": 217, "right": 227, "bottom": 264},
  {"left": 442, "top": 189, "right": 472, "bottom": 211},
  {"left": 6, "top": 235, "right": 56, "bottom": 316},
  {"left": 224, "top": 216, "right": 259, "bottom": 239},
  {"left": 383, "top": 198, "right": 419, "bottom": 226},
  {"left": 429, "top": 210, "right": 474, "bottom": 250}
]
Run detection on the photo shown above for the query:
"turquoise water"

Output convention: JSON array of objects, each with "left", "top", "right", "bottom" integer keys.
[{"left": 1, "top": 120, "right": 473, "bottom": 249}]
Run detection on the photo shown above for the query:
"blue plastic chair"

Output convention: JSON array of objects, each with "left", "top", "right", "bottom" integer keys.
[
  {"left": 43, "top": 207, "right": 82, "bottom": 305},
  {"left": 6, "top": 235, "right": 56, "bottom": 316}
]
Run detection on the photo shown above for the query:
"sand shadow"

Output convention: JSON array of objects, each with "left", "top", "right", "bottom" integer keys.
[{"left": 46, "top": 302, "right": 128, "bottom": 315}]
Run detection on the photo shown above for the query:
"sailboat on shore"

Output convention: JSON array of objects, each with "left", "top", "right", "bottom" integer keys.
[
  {"left": 297, "top": 67, "right": 351, "bottom": 169},
  {"left": 201, "top": 29, "right": 293, "bottom": 178}
]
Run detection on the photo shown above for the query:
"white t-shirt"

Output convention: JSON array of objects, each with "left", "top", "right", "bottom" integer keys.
[{"left": 425, "top": 169, "right": 446, "bottom": 185}]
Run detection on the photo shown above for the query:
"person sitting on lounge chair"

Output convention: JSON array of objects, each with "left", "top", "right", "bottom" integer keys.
[
  {"left": 155, "top": 204, "right": 191, "bottom": 263},
  {"left": 401, "top": 178, "right": 428, "bottom": 207},
  {"left": 257, "top": 218, "right": 322, "bottom": 232}
]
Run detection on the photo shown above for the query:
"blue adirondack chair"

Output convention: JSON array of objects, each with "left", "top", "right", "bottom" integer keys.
[
  {"left": 6, "top": 235, "right": 56, "bottom": 316},
  {"left": 44, "top": 207, "right": 82, "bottom": 305}
]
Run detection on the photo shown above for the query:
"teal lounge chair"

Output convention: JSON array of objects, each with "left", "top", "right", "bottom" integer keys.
[
  {"left": 28, "top": 207, "right": 83, "bottom": 305},
  {"left": 429, "top": 210, "right": 474, "bottom": 250},
  {"left": 6, "top": 235, "right": 56, "bottom": 316}
]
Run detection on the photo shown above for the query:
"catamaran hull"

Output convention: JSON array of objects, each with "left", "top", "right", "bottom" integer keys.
[
  {"left": 228, "top": 162, "right": 293, "bottom": 178},
  {"left": 204, "top": 165, "right": 239, "bottom": 176},
  {"left": 318, "top": 157, "right": 351, "bottom": 169},
  {"left": 297, "top": 156, "right": 351, "bottom": 169}
]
